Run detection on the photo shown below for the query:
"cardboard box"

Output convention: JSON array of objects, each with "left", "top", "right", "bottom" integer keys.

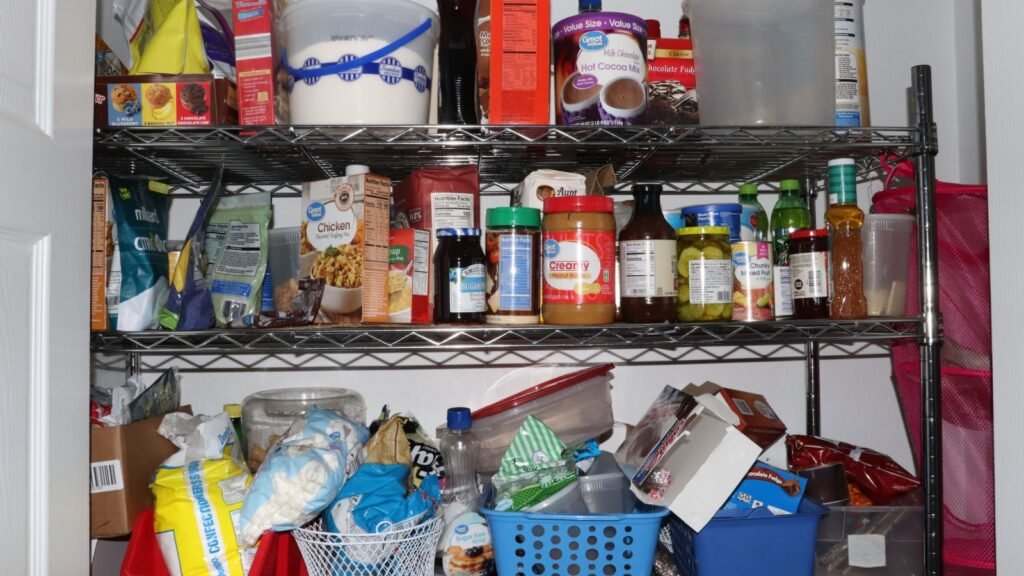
[
  {"left": 388, "top": 229, "right": 431, "bottom": 324},
  {"left": 234, "top": 0, "right": 288, "bottom": 125},
  {"left": 726, "top": 461, "right": 807, "bottom": 515},
  {"left": 301, "top": 172, "right": 392, "bottom": 324},
  {"left": 645, "top": 34, "right": 698, "bottom": 124},
  {"left": 91, "top": 177, "right": 111, "bottom": 331},
  {"left": 616, "top": 382, "right": 786, "bottom": 532},
  {"left": 94, "top": 75, "right": 237, "bottom": 127},
  {"left": 488, "top": 0, "right": 550, "bottom": 124},
  {"left": 90, "top": 408, "right": 191, "bottom": 538}
]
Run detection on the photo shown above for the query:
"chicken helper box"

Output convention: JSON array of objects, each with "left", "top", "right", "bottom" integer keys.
[{"left": 615, "top": 383, "right": 786, "bottom": 532}]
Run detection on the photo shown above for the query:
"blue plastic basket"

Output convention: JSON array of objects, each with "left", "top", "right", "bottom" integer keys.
[
  {"left": 481, "top": 505, "right": 669, "bottom": 576},
  {"left": 668, "top": 499, "right": 828, "bottom": 576}
]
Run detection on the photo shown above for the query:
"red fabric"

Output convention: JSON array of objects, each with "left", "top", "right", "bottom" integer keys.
[{"left": 872, "top": 159, "right": 994, "bottom": 574}]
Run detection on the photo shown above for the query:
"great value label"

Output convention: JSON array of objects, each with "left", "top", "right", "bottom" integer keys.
[{"left": 542, "top": 230, "right": 615, "bottom": 305}]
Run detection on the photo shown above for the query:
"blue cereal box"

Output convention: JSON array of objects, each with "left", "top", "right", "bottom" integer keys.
[{"left": 726, "top": 461, "right": 807, "bottom": 515}]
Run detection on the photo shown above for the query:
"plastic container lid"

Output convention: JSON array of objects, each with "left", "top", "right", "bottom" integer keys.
[
  {"left": 828, "top": 158, "right": 856, "bottom": 167},
  {"left": 544, "top": 195, "right": 614, "bottom": 215},
  {"left": 789, "top": 228, "right": 830, "bottom": 240},
  {"left": 864, "top": 213, "right": 916, "bottom": 231},
  {"left": 645, "top": 18, "right": 662, "bottom": 38},
  {"left": 739, "top": 183, "right": 759, "bottom": 196},
  {"left": 681, "top": 203, "right": 742, "bottom": 214},
  {"left": 676, "top": 226, "right": 730, "bottom": 237},
  {"left": 223, "top": 404, "right": 242, "bottom": 418},
  {"left": 780, "top": 179, "right": 801, "bottom": 192},
  {"left": 447, "top": 407, "right": 472, "bottom": 431},
  {"left": 436, "top": 227, "right": 482, "bottom": 238},
  {"left": 487, "top": 207, "right": 541, "bottom": 228},
  {"left": 472, "top": 363, "right": 613, "bottom": 420}
]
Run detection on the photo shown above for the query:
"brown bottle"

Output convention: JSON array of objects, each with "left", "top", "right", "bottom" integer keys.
[{"left": 619, "top": 184, "right": 678, "bottom": 323}]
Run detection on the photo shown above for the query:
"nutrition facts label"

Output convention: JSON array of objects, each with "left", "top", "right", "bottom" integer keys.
[
  {"left": 430, "top": 192, "right": 475, "bottom": 230},
  {"left": 689, "top": 259, "right": 732, "bottom": 304}
]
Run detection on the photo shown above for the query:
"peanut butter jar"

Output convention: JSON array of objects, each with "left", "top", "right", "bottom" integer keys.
[{"left": 542, "top": 196, "right": 616, "bottom": 325}]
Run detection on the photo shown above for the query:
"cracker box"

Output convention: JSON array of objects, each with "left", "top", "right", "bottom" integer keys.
[
  {"left": 233, "top": 0, "right": 288, "bottom": 125},
  {"left": 487, "top": 0, "right": 551, "bottom": 124},
  {"left": 388, "top": 229, "right": 431, "bottom": 324},
  {"left": 95, "top": 75, "right": 237, "bottom": 127},
  {"left": 91, "top": 177, "right": 112, "bottom": 331},
  {"left": 616, "top": 382, "right": 787, "bottom": 532},
  {"left": 301, "top": 173, "right": 391, "bottom": 324},
  {"left": 726, "top": 461, "right": 807, "bottom": 515}
]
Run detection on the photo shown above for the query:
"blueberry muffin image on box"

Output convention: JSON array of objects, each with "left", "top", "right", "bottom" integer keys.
[{"left": 110, "top": 84, "right": 138, "bottom": 113}]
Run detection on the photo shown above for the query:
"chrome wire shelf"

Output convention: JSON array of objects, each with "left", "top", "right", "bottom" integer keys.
[
  {"left": 92, "top": 125, "right": 920, "bottom": 195},
  {"left": 91, "top": 318, "right": 922, "bottom": 355}
]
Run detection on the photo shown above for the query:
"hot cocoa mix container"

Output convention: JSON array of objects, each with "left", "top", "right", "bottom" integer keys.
[{"left": 553, "top": 13, "right": 648, "bottom": 126}]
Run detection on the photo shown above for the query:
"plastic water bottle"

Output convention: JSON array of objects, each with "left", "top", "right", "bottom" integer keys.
[
  {"left": 738, "top": 183, "right": 770, "bottom": 242},
  {"left": 440, "top": 407, "right": 481, "bottom": 509}
]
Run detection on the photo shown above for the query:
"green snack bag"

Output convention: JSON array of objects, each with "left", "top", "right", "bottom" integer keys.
[
  {"left": 207, "top": 192, "right": 272, "bottom": 327},
  {"left": 492, "top": 415, "right": 577, "bottom": 512}
]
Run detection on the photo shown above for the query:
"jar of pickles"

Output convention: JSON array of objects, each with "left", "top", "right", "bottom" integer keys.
[{"left": 676, "top": 226, "right": 733, "bottom": 322}]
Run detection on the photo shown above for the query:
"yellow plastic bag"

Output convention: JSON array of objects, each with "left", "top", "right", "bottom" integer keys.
[
  {"left": 152, "top": 413, "right": 254, "bottom": 576},
  {"left": 130, "top": 0, "right": 210, "bottom": 75}
]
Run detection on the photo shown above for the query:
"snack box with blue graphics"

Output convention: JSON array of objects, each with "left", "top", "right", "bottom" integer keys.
[{"left": 726, "top": 461, "right": 807, "bottom": 515}]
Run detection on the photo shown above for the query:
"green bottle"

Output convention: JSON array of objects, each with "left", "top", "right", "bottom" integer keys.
[
  {"left": 738, "top": 183, "right": 770, "bottom": 242},
  {"left": 770, "top": 179, "right": 812, "bottom": 318}
]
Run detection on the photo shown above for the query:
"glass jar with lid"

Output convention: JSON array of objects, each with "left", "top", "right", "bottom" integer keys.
[
  {"left": 434, "top": 228, "right": 487, "bottom": 324},
  {"left": 789, "top": 228, "right": 830, "bottom": 319},
  {"left": 676, "top": 226, "right": 733, "bottom": 322}
]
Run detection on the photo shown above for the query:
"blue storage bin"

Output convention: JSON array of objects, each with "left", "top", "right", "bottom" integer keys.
[
  {"left": 482, "top": 505, "right": 668, "bottom": 576},
  {"left": 669, "top": 499, "right": 828, "bottom": 576}
]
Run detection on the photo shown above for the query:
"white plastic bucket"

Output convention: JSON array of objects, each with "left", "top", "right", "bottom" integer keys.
[
  {"left": 688, "top": 0, "right": 834, "bottom": 125},
  {"left": 283, "top": 0, "right": 439, "bottom": 124}
]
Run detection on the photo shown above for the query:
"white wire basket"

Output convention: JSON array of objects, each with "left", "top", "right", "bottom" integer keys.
[{"left": 293, "top": 516, "right": 445, "bottom": 576}]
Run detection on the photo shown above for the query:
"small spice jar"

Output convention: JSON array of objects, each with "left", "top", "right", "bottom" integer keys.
[
  {"left": 434, "top": 228, "right": 486, "bottom": 324},
  {"left": 542, "top": 196, "right": 616, "bottom": 325},
  {"left": 789, "top": 228, "right": 830, "bottom": 319},
  {"left": 676, "top": 226, "right": 733, "bottom": 322},
  {"left": 485, "top": 207, "right": 542, "bottom": 325}
]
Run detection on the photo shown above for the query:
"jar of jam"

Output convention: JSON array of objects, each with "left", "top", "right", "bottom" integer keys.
[
  {"left": 434, "top": 228, "right": 486, "bottom": 324},
  {"left": 485, "top": 207, "right": 542, "bottom": 325},
  {"left": 789, "top": 228, "right": 830, "bottom": 319},
  {"left": 542, "top": 196, "right": 616, "bottom": 325},
  {"left": 676, "top": 226, "right": 732, "bottom": 322}
]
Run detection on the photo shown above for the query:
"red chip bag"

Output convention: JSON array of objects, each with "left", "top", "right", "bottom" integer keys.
[{"left": 787, "top": 435, "right": 920, "bottom": 505}]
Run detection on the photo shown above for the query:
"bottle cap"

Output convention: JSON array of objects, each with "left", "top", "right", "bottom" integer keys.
[
  {"left": 447, "top": 407, "right": 472, "bottom": 431},
  {"left": 645, "top": 19, "right": 662, "bottom": 38},
  {"left": 631, "top": 183, "right": 664, "bottom": 195},
  {"left": 677, "top": 226, "right": 730, "bottom": 237},
  {"left": 828, "top": 158, "right": 858, "bottom": 205},
  {"left": 436, "top": 228, "right": 482, "bottom": 238},
  {"left": 486, "top": 207, "right": 541, "bottom": 228},
  {"left": 223, "top": 404, "right": 242, "bottom": 418},
  {"left": 345, "top": 164, "right": 370, "bottom": 176},
  {"left": 544, "top": 195, "right": 614, "bottom": 215},
  {"left": 789, "top": 228, "right": 829, "bottom": 240},
  {"left": 739, "top": 183, "right": 759, "bottom": 196},
  {"left": 579, "top": 0, "right": 601, "bottom": 12},
  {"left": 779, "top": 179, "right": 802, "bottom": 193}
]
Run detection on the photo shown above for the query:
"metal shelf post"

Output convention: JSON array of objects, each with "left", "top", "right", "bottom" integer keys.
[{"left": 913, "top": 65, "right": 944, "bottom": 576}]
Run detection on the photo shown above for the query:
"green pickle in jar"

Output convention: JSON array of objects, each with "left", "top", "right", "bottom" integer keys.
[{"left": 676, "top": 226, "right": 733, "bottom": 322}]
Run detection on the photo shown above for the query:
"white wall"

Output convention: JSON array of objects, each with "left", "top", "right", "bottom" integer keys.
[
  {"left": 980, "top": 0, "right": 1022, "bottom": 573},
  {"left": 161, "top": 0, "right": 986, "bottom": 475}
]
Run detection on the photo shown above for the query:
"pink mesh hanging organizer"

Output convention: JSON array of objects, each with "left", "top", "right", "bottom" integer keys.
[{"left": 872, "top": 159, "right": 994, "bottom": 575}]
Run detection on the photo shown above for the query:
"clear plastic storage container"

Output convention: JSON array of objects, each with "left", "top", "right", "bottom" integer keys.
[
  {"left": 815, "top": 501, "right": 924, "bottom": 575},
  {"left": 862, "top": 214, "right": 916, "bottom": 316},
  {"left": 458, "top": 364, "right": 615, "bottom": 476},
  {"left": 241, "top": 387, "right": 366, "bottom": 471},
  {"left": 687, "top": 0, "right": 834, "bottom": 125}
]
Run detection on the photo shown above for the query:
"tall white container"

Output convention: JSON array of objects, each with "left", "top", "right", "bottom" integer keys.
[
  {"left": 834, "top": 0, "right": 871, "bottom": 126},
  {"left": 688, "top": 0, "right": 835, "bottom": 125}
]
